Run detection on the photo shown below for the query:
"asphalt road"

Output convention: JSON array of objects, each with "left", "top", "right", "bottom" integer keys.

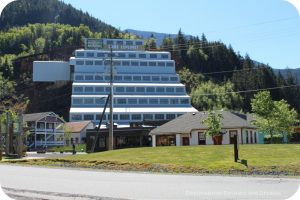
[{"left": 0, "top": 165, "right": 299, "bottom": 200}]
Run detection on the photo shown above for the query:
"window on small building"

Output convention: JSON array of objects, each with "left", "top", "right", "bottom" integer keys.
[
  {"left": 95, "top": 87, "right": 104, "bottom": 93},
  {"left": 120, "top": 114, "right": 130, "bottom": 120},
  {"left": 131, "top": 61, "right": 139, "bottom": 66},
  {"left": 136, "top": 87, "right": 145, "bottom": 93},
  {"left": 85, "top": 75, "right": 93, "bottom": 80},
  {"left": 75, "top": 75, "right": 84, "bottom": 80},
  {"left": 139, "top": 99, "right": 148, "bottom": 104},
  {"left": 124, "top": 76, "right": 132, "bottom": 81},
  {"left": 160, "top": 99, "right": 169, "bottom": 104},
  {"left": 73, "top": 98, "right": 82, "bottom": 105},
  {"left": 155, "top": 114, "right": 164, "bottom": 120},
  {"left": 132, "top": 114, "right": 142, "bottom": 120},
  {"left": 166, "top": 87, "right": 174, "bottom": 93},
  {"left": 152, "top": 76, "right": 160, "bottom": 81},
  {"left": 176, "top": 88, "right": 184, "bottom": 93},
  {"left": 133, "top": 76, "right": 142, "bottom": 81},
  {"left": 149, "top": 99, "right": 159, "bottom": 104},
  {"left": 95, "top": 75, "right": 103, "bottom": 80},
  {"left": 140, "top": 62, "right": 148, "bottom": 66},
  {"left": 166, "top": 62, "right": 174, "bottom": 67},
  {"left": 156, "top": 87, "right": 165, "bottom": 93},
  {"left": 161, "top": 54, "right": 169, "bottom": 59},
  {"left": 95, "top": 60, "right": 103, "bottom": 66},
  {"left": 116, "top": 87, "right": 125, "bottom": 93},
  {"left": 117, "top": 99, "right": 127, "bottom": 104},
  {"left": 122, "top": 61, "right": 130, "bottom": 66},
  {"left": 84, "top": 98, "right": 94, "bottom": 104},
  {"left": 149, "top": 62, "right": 157, "bottom": 67},
  {"left": 74, "top": 87, "right": 83, "bottom": 92},
  {"left": 84, "top": 87, "right": 94, "bottom": 92},
  {"left": 150, "top": 54, "right": 157, "bottom": 59},
  {"left": 126, "top": 87, "right": 135, "bottom": 92},
  {"left": 166, "top": 114, "right": 176, "bottom": 120},
  {"left": 97, "top": 53, "right": 105, "bottom": 57},
  {"left": 143, "top": 76, "right": 150, "bottom": 81},
  {"left": 128, "top": 99, "right": 138, "bottom": 105},
  {"left": 86, "top": 52, "right": 94, "bottom": 57},
  {"left": 143, "top": 114, "right": 153, "bottom": 120},
  {"left": 71, "top": 115, "right": 82, "bottom": 121},
  {"left": 170, "top": 77, "right": 178, "bottom": 81},
  {"left": 161, "top": 76, "right": 169, "bottom": 81},
  {"left": 170, "top": 99, "right": 179, "bottom": 104},
  {"left": 84, "top": 114, "right": 94, "bottom": 120},
  {"left": 146, "top": 87, "right": 155, "bottom": 93},
  {"left": 85, "top": 61, "right": 93, "bottom": 65},
  {"left": 76, "top": 52, "right": 84, "bottom": 57},
  {"left": 76, "top": 60, "right": 84, "bottom": 65},
  {"left": 128, "top": 53, "right": 136, "bottom": 58}
]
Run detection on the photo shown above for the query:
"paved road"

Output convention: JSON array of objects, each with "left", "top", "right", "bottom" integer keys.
[{"left": 0, "top": 165, "right": 299, "bottom": 200}]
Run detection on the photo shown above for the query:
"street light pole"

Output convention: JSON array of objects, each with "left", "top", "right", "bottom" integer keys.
[{"left": 108, "top": 46, "right": 114, "bottom": 150}]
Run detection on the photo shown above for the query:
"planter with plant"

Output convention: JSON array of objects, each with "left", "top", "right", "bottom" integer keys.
[{"left": 202, "top": 111, "right": 223, "bottom": 145}]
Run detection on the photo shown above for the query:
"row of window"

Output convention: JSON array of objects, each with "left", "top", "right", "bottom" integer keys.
[
  {"left": 71, "top": 113, "right": 182, "bottom": 121},
  {"left": 105, "top": 39, "right": 143, "bottom": 46},
  {"left": 76, "top": 52, "right": 169, "bottom": 60},
  {"left": 73, "top": 86, "right": 185, "bottom": 94},
  {"left": 75, "top": 60, "right": 174, "bottom": 67},
  {"left": 72, "top": 97, "right": 190, "bottom": 105},
  {"left": 74, "top": 74, "right": 179, "bottom": 82}
]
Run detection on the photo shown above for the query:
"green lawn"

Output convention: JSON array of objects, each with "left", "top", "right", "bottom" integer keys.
[
  {"left": 48, "top": 144, "right": 86, "bottom": 152},
  {"left": 5, "top": 144, "right": 300, "bottom": 175}
]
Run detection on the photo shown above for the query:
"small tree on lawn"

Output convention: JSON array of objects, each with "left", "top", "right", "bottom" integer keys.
[
  {"left": 202, "top": 111, "right": 223, "bottom": 145},
  {"left": 63, "top": 124, "right": 72, "bottom": 146},
  {"left": 251, "top": 91, "right": 298, "bottom": 143}
]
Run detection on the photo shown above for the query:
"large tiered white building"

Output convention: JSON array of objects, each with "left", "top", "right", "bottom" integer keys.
[{"left": 68, "top": 38, "right": 197, "bottom": 125}]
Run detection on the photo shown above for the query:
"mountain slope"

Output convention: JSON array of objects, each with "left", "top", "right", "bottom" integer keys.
[{"left": 0, "top": 0, "right": 116, "bottom": 33}]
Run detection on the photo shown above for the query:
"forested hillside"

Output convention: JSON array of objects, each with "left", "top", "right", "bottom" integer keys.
[{"left": 0, "top": 0, "right": 117, "bottom": 33}]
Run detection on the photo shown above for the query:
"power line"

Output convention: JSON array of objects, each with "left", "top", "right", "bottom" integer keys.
[{"left": 198, "top": 83, "right": 300, "bottom": 96}]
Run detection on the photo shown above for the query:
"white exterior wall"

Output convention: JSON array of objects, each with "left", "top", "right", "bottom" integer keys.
[
  {"left": 176, "top": 134, "right": 181, "bottom": 146},
  {"left": 190, "top": 132, "right": 198, "bottom": 145},
  {"left": 33, "top": 61, "right": 70, "bottom": 82}
]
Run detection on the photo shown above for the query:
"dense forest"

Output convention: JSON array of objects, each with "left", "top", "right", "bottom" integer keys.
[
  {"left": 1, "top": 0, "right": 299, "bottom": 120},
  {"left": 0, "top": 0, "right": 117, "bottom": 33}
]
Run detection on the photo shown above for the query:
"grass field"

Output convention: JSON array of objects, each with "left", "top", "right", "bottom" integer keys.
[
  {"left": 5, "top": 144, "right": 300, "bottom": 175},
  {"left": 48, "top": 144, "right": 86, "bottom": 152}
]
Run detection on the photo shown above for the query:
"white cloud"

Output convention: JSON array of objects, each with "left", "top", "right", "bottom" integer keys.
[
  {"left": 285, "top": 0, "right": 300, "bottom": 15},
  {"left": 0, "top": 0, "right": 16, "bottom": 17}
]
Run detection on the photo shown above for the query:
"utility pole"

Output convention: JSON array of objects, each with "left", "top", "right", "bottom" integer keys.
[
  {"left": 0, "top": 118, "right": 2, "bottom": 161},
  {"left": 5, "top": 112, "right": 10, "bottom": 155},
  {"left": 108, "top": 46, "right": 114, "bottom": 150},
  {"left": 17, "top": 112, "right": 23, "bottom": 157}
]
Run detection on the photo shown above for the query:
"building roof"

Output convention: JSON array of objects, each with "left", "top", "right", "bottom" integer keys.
[
  {"left": 150, "top": 111, "right": 256, "bottom": 135},
  {"left": 64, "top": 121, "right": 93, "bottom": 133},
  {"left": 23, "top": 112, "right": 56, "bottom": 123}
]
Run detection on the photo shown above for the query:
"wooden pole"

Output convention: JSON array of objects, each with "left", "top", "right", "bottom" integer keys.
[
  {"left": 5, "top": 112, "right": 10, "bottom": 155},
  {"left": 234, "top": 134, "right": 239, "bottom": 162}
]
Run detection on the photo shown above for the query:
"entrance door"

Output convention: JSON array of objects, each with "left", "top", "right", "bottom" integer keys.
[
  {"left": 198, "top": 132, "right": 206, "bottom": 145},
  {"left": 182, "top": 137, "right": 190, "bottom": 146},
  {"left": 229, "top": 130, "right": 238, "bottom": 144}
]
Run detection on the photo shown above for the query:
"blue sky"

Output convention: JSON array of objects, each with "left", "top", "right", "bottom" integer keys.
[{"left": 61, "top": 0, "right": 300, "bottom": 69}]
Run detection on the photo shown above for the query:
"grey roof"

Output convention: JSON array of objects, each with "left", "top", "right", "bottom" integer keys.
[
  {"left": 23, "top": 112, "right": 56, "bottom": 123},
  {"left": 150, "top": 111, "right": 256, "bottom": 135}
]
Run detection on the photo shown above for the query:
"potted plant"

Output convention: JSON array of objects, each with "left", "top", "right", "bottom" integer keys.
[{"left": 202, "top": 111, "right": 223, "bottom": 145}]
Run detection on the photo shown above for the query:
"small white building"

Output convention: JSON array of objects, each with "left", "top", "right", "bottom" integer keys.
[
  {"left": 64, "top": 121, "right": 94, "bottom": 145},
  {"left": 150, "top": 111, "right": 258, "bottom": 146}
]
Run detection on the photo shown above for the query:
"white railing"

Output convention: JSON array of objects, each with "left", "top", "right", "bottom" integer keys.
[
  {"left": 34, "top": 128, "right": 64, "bottom": 133},
  {"left": 35, "top": 141, "right": 65, "bottom": 146}
]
